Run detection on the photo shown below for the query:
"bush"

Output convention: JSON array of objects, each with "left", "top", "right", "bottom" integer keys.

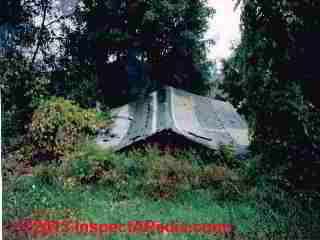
[
  {"left": 46, "top": 144, "right": 245, "bottom": 200},
  {"left": 49, "top": 65, "right": 99, "bottom": 108},
  {"left": 1, "top": 56, "right": 50, "bottom": 146},
  {"left": 141, "top": 149, "right": 197, "bottom": 198},
  {"left": 32, "top": 164, "right": 60, "bottom": 185},
  {"left": 242, "top": 174, "right": 320, "bottom": 239},
  {"left": 28, "top": 97, "right": 110, "bottom": 162},
  {"left": 1, "top": 109, "right": 24, "bottom": 146},
  {"left": 60, "top": 144, "right": 122, "bottom": 187}
]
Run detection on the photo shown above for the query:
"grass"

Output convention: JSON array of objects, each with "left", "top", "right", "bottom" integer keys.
[
  {"left": 3, "top": 178, "right": 257, "bottom": 240},
  {"left": 3, "top": 142, "right": 320, "bottom": 240}
]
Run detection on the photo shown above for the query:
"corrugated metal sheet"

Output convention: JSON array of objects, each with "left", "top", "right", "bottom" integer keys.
[{"left": 97, "top": 86, "right": 249, "bottom": 155}]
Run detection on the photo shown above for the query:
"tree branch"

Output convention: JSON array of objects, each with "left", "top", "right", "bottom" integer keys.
[
  {"left": 31, "top": 0, "right": 49, "bottom": 66},
  {"left": 45, "top": 12, "right": 73, "bottom": 28}
]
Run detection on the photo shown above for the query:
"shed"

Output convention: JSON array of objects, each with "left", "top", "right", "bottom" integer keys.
[{"left": 96, "top": 86, "right": 249, "bottom": 156}]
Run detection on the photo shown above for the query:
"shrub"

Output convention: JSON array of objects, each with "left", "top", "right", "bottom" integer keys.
[
  {"left": 57, "top": 143, "right": 128, "bottom": 189},
  {"left": 32, "top": 164, "right": 60, "bottom": 185},
  {"left": 215, "top": 144, "right": 242, "bottom": 169},
  {"left": 1, "top": 56, "right": 50, "bottom": 146},
  {"left": 44, "top": 144, "right": 247, "bottom": 200},
  {"left": 28, "top": 97, "right": 110, "bottom": 162},
  {"left": 142, "top": 150, "right": 197, "bottom": 198},
  {"left": 242, "top": 174, "right": 320, "bottom": 239},
  {"left": 2, "top": 110, "right": 22, "bottom": 146}
]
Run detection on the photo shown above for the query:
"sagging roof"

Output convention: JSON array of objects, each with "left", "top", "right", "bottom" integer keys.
[{"left": 96, "top": 86, "right": 250, "bottom": 155}]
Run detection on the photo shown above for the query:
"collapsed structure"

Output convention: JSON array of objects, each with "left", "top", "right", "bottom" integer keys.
[{"left": 97, "top": 86, "right": 249, "bottom": 156}]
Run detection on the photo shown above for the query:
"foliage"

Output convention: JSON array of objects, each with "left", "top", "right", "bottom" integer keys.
[
  {"left": 31, "top": 144, "right": 242, "bottom": 201},
  {"left": 1, "top": 0, "right": 60, "bottom": 64},
  {"left": 1, "top": 0, "right": 62, "bottom": 146},
  {"left": 49, "top": 64, "right": 98, "bottom": 108},
  {"left": 2, "top": 172, "right": 255, "bottom": 240},
  {"left": 214, "top": 144, "right": 242, "bottom": 169},
  {"left": 32, "top": 164, "right": 60, "bottom": 185},
  {"left": 60, "top": 0, "right": 215, "bottom": 107},
  {"left": 4, "top": 145, "right": 320, "bottom": 239},
  {"left": 220, "top": 0, "right": 320, "bottom": 186},
  {"left": 1, "top": 56, "right": 51, "bottom": 146},
  {"left": 28, "top": 97, "right": 110, "bottom": 161},
  {"left": 0, "top": 0, "right": 35, "bottom": 55},
  {"left": 242, "top": 173, "right": 320, "bottom": 240}
]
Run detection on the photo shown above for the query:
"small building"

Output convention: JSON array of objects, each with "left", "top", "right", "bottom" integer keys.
[{"left": 97, "top": 86, "right": 249, "bottom": 156}]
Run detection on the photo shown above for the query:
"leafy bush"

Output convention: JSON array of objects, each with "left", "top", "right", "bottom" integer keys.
[
  {"left": 60, "top": 144, "right": 123, "bottom": 188},
  {"left": 1, "top": 56, "right": 50, "bottom": 146},
  {"left": 49, "top": 64, "right": 99, "bottom": 108},
  {"left": 37, "top": 144, "right": 245, "bottom": 201},
  {"left": 1, "top": 109, "right": 24, "bottom": 146},
  {"left": 242, "top": 173, "right": 320, "bottom": 240},
  {"left": 214, "top": 144, "right": 243, "bottom": 169},
  {"left": 28, "top": 97, "right": 110, "bottom": 161},
  {"left": 32, "top": 164, "right": 60, "bottom": 185},
  {"left": 141, "top": 149, "right": 197, "bottom": 198}
]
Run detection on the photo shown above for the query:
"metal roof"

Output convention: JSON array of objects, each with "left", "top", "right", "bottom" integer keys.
[{"left": 96, "top": 86, "right": 250, "bottom": 155}]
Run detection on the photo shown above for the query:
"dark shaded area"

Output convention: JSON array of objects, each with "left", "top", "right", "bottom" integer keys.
[
  {"left": 151, "top": 49, "right": 206, "bottom": 94},
  {"left": 97, "top": 47, "right": 153, "bottom": 107},
  {"left": 118, "top": 129, "right": 219, "bottom": 164}
]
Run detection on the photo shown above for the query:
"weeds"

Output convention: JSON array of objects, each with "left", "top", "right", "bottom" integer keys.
[{"left": 3, "top": 142, "right": 320, "bottom": 239}]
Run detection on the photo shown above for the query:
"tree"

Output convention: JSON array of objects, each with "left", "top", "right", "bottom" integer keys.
[
  {"left": 220, "top": 0, "right": 320, "bottom": 186},
  {"left": 1, "top": 0, "right": 55, "bottom": 144},
  {"left": 60, "top": 0, "right": 215, "bottom": 107}
]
